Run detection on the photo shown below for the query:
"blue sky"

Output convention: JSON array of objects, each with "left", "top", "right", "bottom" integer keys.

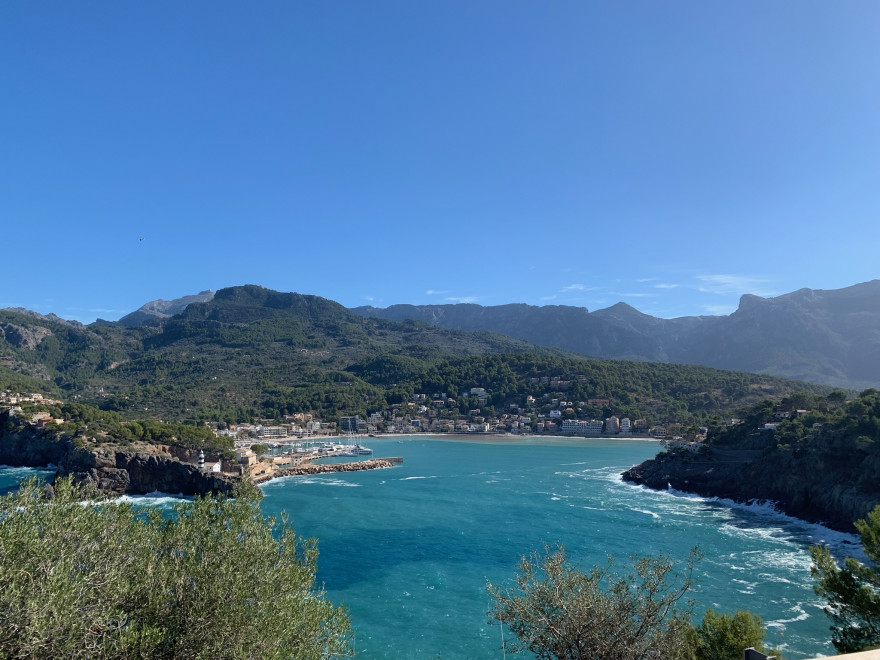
[{"left": 3, "top": 1, "right": 878, "bottom": 323}]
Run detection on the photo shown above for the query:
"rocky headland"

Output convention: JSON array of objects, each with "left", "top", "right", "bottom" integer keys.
[
  {"left": 0, "top": 412, "right": 235, "bottom": 497},
  {"left": 623, "top": 391, "right": 880, "bottom": 534},
  {"left": 622, "top": 442, "right": 880, "bottom": 534},
  {"left": 1, "top": 409, "right": 399, "bottom": 497}
]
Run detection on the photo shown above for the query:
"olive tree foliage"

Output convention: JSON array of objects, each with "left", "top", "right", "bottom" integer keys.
[
  {"left": 811, "top": 504, "right": 880, "bottom": 653},
  {"left": 488, "top": 546, "right": 701, "bottom": 660},
  {"left": 0, "top": 477, "right": 351, "bottom": 660},
  {"left": 685, "top": 608, "right": 771, "bottom": 660}
]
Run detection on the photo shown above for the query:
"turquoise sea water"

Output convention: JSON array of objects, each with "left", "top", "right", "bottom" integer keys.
[
  {"left": 1, "top": 438, "right": 861, "bottom": 659},
  {"left": 260, "top": 436, "right": 857, "bottom": 659}
]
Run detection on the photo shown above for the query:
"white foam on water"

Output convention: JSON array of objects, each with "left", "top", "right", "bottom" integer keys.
[
  {"left": 616, "top": 475, "right": 866, "bottom": 564},
  {"left": 0, "top": 465, "right": 55, "bottom": 477},
  {"left": 731, "top": 578, "right": 757, "bottom": 594},
  {"left": 400, "top": 476, "right": 437, "bottom": 481},
  {"left": 116, "top": 492, "right": 191, "bottom": 507},
  {"left": 266, "top": 475, "right": 363, "bottom": 488},
  {"left": 766, "top": 603, "right": 810, "bottom": 628},
  {"left": 631, "top": 508, "right": 661, "bottom": 519}
]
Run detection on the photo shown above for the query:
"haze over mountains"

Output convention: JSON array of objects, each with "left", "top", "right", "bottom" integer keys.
[{"left": 353, "top": 280, "right": 880, "bottom": 390}]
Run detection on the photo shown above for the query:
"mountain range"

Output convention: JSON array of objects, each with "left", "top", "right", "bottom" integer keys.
[
  {"left": 353, "top": 280, "right": 880, "bottom": 390},
  {"left": 0, "top": 285, "right": 829, "bottom": 427},
  {"left": 8, "top": 280, "right": 878, "bottom": 391}
]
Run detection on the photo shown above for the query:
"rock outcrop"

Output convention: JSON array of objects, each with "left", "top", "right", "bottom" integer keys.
[
  {"left": 622, "top": 446, "right": 880, "bottom": 533},
  {"left": 115, "top": 290, "right": 215, "bottom": 327},
  {"left": 0, "top": 322, "right": 53, "bottom": 350},
  {"left": 57, "top": 447, "right": 235, "bottom": 496},
  {"left": 0, "top": 414, "right": 234, "bottom": 497}
]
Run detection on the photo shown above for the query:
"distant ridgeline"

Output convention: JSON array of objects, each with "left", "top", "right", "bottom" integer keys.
[
  {"left": 353, "top": 280, "right": 880, "bottom": 391},
  {"left": 1, "top": 285, "right": 837, "bottom": 428},
  {"left": 623, "top": 389, "right": 880, "bottom": 532}
]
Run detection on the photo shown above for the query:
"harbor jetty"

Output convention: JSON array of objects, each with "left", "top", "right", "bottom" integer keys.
[{"left": 250, "top": 457, "right": 402, "bottom": 485}]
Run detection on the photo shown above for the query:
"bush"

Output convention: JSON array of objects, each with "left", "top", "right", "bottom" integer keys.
[
  {"left": 685, "top": 608, "right": 772, "bottom": 660},
  {"left": 488, "top": 546, "right": 700, "bottom": 660},
  {"left": 0, "top": 477, "right": 351, "bottom": 659}
]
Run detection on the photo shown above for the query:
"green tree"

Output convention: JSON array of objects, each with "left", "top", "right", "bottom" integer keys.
[
  {"left": 811, "top": 504, "right": 880, "bottom": 653},
  {"left": 250, "top": 442, "right": 270, "bottom": 457},
  {"left": 685, "top": 608, "right": 772, "bottom": 660},
  {"left": 0, "top": 477, "right": 351, "bottom": 659},
  {"left": 488, "top": 546, "right": 700, "bottom": 660}
]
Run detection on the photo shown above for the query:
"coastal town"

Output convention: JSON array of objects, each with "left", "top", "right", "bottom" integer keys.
[
  {"left": 210, "top": 378, "right": 695, "bottom": 446},
  {"left": 0, "top": 382, "right": 693, "bottom": 487}
]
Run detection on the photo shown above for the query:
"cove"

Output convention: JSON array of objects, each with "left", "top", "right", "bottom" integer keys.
[{"left": 259, "top": 435, "right": 853, "bottom": 659}]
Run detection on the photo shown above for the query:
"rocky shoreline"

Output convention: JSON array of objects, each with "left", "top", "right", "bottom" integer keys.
[
  {"left": 621, "top": 446, "right": 880, "bottom": 534},
  {"left": 0, "top": 414, "right": 234, "bottom": 496},
  {"left": 0, "top": 413, "right": 400, "bottom": 497}
]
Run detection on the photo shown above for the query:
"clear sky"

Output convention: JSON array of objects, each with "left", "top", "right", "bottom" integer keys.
[{"left": 2, "top": 1, "right": 878, "bottom": 323}]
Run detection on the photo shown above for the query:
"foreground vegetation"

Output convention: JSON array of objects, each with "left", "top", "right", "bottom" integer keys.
[
  {"left": 0, "top": 478, "right": 351, "bottom": 659},
  {"left": 489, "top": 547, "right": 781, "bottom": 660},
  {"left": 812, "top": 504, "right": 880, "bottom": 653}
]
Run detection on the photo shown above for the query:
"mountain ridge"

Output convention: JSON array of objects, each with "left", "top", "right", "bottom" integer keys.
[
  {"left": 353, "top": 280, "right": 880, "bottom": 389},
  {"left": 0, "top": 285, "right": 832, "bottom": 428}
]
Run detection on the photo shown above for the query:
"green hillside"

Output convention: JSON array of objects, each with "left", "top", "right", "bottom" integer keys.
[{"left": 1, "top": 286, "right": 835, "bottom": 427}]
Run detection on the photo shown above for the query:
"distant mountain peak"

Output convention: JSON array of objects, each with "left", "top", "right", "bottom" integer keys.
[
  {"left": 593, "top": 301, "right": 645, "bottom": 317},
  {"left": 115, "top": 290, "right": 216, "bottom": 327},
  {"left": 350, "top": 280, "right": 880, "bottom": 389},
  {"left": 736, "top": 293, "right": 766, "bottom": 311}
]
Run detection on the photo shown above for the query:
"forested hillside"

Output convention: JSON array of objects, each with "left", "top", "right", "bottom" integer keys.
[{"left": 1, "top": 286, "right": 834, "bottom": 427}]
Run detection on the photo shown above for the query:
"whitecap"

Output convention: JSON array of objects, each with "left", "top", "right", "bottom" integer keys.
[
  {"left": 116, "top": 492, "right": 191, "bottom": 507},
  {"left": 632, "top": 508, "right": 660, "bottom": 519},
  {"left": 617, "top": 477, "right": 865, "bottom": 562},
  {"left": 766, "top": 603, "right": 810, "bottom": 627}
]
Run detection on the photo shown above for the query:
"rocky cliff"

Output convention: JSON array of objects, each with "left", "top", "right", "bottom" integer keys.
[
  {"left": 57, "top": 446, "right": 235, "bottom": 496},
  {"left": 114, "top": 290, "right": 216, "bottom": 326},
  {"left": 621, "top": 444, "right": 880, "bottom": 533},
  {"left": 0, "top": 414, "right": 234, "bottom": 497}
]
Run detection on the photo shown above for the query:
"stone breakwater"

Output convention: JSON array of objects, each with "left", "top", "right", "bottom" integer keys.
[{"left": 251, "top": 458, "right": 397, "bottom": 484}]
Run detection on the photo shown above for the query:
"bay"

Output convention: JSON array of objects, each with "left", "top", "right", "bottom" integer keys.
[
  {"left": 1, "top": 437, "right": 857, "bottom": 658},
  {"left": 259, "top": 436, "right": 854, "bottom": 659}
]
